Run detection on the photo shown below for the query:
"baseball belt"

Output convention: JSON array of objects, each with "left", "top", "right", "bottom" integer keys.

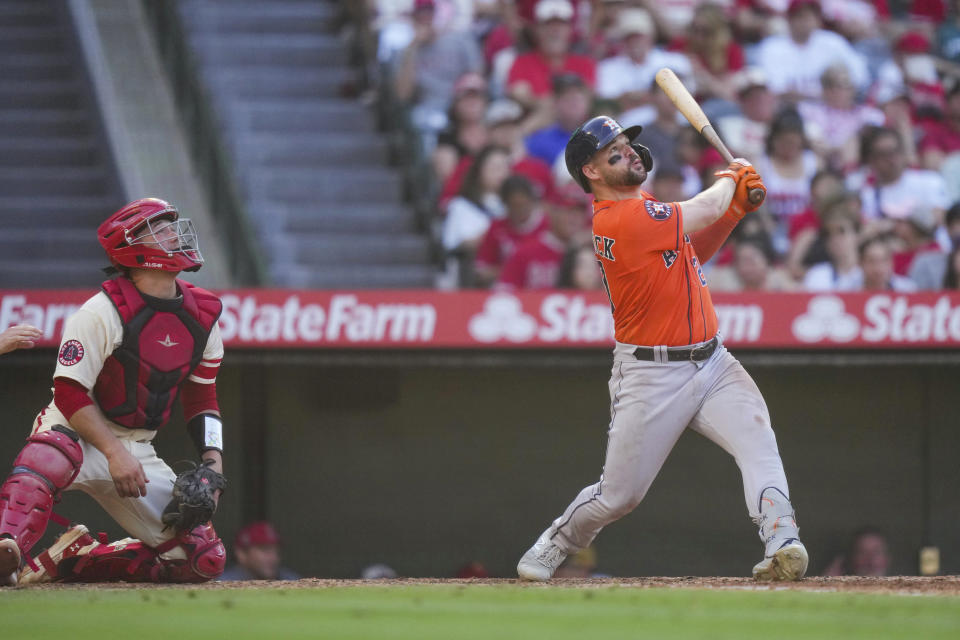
[{"left": 632, "top": 336, "right": 719, "bottom": 363}]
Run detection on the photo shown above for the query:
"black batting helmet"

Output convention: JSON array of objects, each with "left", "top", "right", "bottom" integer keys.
[{"left": 565, "top": 116, "right": 647, "bottom": 193}]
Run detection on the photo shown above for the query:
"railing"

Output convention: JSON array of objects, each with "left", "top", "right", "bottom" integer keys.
[{"left": 140, "top": 0, "right": 267, "bottom": 285}]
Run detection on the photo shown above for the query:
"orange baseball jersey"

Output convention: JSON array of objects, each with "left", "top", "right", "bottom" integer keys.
[{"left": 592, "top": 191, "right": 717, "bottom": 346}]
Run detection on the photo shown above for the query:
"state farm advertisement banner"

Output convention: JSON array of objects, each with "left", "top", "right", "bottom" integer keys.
[{"left": 3, "top": 289, "right": 960, "bottom": 350}]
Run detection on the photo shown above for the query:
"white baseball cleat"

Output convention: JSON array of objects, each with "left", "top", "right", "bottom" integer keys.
[
  {"left": 18, "top": 524, "right": 99, "bottom": 585},
  {"left": 1, "top": 537, "right": 21, "bottom": 587},
  {"left": 517, "top": 534, "right": 567, "bottom": 581},
  {"left": 753, "top": 539, "right": 809, "bottom": 581}
]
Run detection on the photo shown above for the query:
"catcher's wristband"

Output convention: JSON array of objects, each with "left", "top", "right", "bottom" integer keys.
[{"left": 188, "top": 413, "right": 223, "bottom": 454}]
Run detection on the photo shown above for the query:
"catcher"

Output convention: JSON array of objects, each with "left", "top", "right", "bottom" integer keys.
[{"left": 0, "top": 198, "right": 227, "bottom": 586}]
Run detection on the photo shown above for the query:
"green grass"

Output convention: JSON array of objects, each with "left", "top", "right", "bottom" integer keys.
[{"left": 2, "top": 585, "right": 959, "bottom": 640}]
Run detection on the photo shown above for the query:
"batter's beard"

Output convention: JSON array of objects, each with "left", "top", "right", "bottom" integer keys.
[{"left": 608, "top": 166, "right": 647, "bottom": 187}]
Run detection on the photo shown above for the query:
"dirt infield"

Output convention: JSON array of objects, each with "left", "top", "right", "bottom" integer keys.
[{"left": 19, "top": 576, "right": 960, "bottom": 595}]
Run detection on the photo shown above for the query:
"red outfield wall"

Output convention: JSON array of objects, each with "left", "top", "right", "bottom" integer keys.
[{"left": 3, "top": 289, "right": 960, "bottom": 349}]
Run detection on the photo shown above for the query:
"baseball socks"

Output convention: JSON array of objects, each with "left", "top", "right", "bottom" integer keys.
[
  {"left": 517, "top": 530, "right": 568, "bottom": 581},
  {"left": 752, "top": 487, "right": 808, "bottom": 581}
]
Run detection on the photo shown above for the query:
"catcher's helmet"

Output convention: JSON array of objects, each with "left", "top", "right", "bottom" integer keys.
[
  {"left": 98, "top": 198, "right": 204, "bottom": 273},
  {"left": 565, "top": 116, "right": 651, "bottom": 193}
]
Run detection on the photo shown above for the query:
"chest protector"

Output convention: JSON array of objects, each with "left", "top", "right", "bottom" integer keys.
[{"left": 93, "top": 277, "right": 222, "bottom": 430}]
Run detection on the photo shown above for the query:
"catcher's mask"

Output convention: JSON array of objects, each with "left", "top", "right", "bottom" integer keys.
[{"left": 98, "top": 198, "right": 204, "bottom": 273}]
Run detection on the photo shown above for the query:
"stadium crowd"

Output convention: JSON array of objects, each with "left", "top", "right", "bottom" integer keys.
[{"left": 366, "top": 0, "right": 960, "bottom": 292}]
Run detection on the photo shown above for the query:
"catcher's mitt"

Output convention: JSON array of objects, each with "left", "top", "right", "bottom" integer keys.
[{"left": 161, "top": 460, "right": 226, "bottom": 533}]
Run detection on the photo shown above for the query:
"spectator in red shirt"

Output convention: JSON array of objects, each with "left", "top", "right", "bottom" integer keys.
[
  {"left": 495, "top": 184, "right": 588, "bottom": 290},
  {"left": 506, "top": 0, "right": 596, "bottom": 109},
  {"left": 475, "top": 174, "right": 549, "bottom": 287}
]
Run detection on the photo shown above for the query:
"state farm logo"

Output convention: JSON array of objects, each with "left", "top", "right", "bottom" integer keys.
[
  {"left": 218, "top": 294, "right": 437, "bottom": 343},
  {"left": 468, "top": 295, "right": 537, "bottom": 342},
  {"left": 792, "top": 296, "right": 860, "bottom": 343},
  {"left": 469, "top": 293, "right": 614, "bottom": 343}
]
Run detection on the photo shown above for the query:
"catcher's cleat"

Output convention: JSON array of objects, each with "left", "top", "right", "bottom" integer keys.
[
  {"left": 517, "top": 533, "right": 567, "bottom": 581},
  {"left": 753, "top": 539, "right": 809, "bottom": 581},
  {"left": 18, "top": 525, "right": 99, "bottom": 585},
  {"left": 1, "top": 537, "right": 20, "bottom": 587}
]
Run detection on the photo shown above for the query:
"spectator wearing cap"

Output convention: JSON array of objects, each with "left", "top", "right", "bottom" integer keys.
[
  {"left": 596, "top": 9, "right": 694, "bottom": 114},
  {"left": 219, "top": 521, "right": 299, "bottom": 581},
  {"left": 393, "top": 0, "right": 483, "bottom": 153},
  {"left": 755, "top": 0, "right": 869, "bottom": 100},
  {"left": 797, "top": 64, "right": 885, "bottom": 170},
  {"left": 669, "top": 3, "right": 746, "bottom": 103},
  {"left": 506, "top": 0, "right": 596, "bottom": 108},
  {"left": 715, "top": 67, "right": 777, "bottom": 161},
  {"left": 433, "top": 72, "right": 491, "bottom": 187},
  {"left": 525, "top": 73, "right": 593, "bottom": 168},
  {"left": 848, "top": 126, "right": 951, "bottom": 247},
  {"left": 495, "top": 185, "right": 589, "bottom": 290},
  {"left": 474, "top": 175, "right": 550, "bottom": 287},
  {"left": 858, "top": 235, "right": 917, "bottom": 291}
]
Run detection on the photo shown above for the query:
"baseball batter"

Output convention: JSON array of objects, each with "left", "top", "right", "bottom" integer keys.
[
  {"left": 0, "top": 198, "right": 227, "bottom": 586},
  {"left": 517, "top": 116, "right": 808, "bottom": 582}
]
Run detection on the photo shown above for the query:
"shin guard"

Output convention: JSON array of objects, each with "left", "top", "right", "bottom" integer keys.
[{"left": 0, "top": 427, "right": 83, "bottom": 555}]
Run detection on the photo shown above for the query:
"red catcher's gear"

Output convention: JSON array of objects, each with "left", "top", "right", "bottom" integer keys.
[
  {"left": 93, "top": 276, "right": 222, "bottom": 430},
  {"left": 54, "top": 524, "right": 226, "bottom": 583},
  {"left": 97, "top": 197, "right": 204, "bottom": 273},
  {"left": 0, "top": 427, "right": 84, "bottom": 556}
]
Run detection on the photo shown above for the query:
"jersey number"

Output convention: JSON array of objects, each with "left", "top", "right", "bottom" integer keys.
[
  {"left": 691, "top": 257, "right": 707, "bottom": 286},
  {"left": 596, "top": 260, "right": 615, "bottom": 314}
]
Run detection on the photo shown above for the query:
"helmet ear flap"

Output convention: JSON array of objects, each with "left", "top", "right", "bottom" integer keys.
[{"left": 631, "top": 143, "right": 653, "bottom": 172}]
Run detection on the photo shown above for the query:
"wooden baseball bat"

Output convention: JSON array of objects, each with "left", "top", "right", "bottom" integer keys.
[{"left": 654, "top": 67, "right": 764, "bottom": 205}]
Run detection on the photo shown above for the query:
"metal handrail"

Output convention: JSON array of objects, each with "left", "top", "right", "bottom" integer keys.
[{"left": 140, "top": 0, "right": 268, "bottom": 285}]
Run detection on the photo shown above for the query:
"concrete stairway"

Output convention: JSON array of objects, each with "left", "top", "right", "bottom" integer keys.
[
  {"left": 179, "top": 0, "right": 435, "bottom": 288},
  {"left": 0, "top": 0, "right": 122, "bottom": 288}
]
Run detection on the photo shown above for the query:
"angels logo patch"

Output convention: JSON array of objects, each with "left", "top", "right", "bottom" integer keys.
[
  {"left": 644, "top": 200, "right": 674, "bottom": 221},
  {"left": 58, "top": 339, "right": 85, "bottom": 366}
]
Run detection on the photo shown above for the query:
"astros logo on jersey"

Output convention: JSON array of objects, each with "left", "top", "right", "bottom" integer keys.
[{"left": 644, "top": 201, "right": 674, "bottom": 220}]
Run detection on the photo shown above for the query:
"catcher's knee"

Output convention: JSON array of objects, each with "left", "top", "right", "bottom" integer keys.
[{"left": 0, "top": 426, "right": 83, "bottom": 553}]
